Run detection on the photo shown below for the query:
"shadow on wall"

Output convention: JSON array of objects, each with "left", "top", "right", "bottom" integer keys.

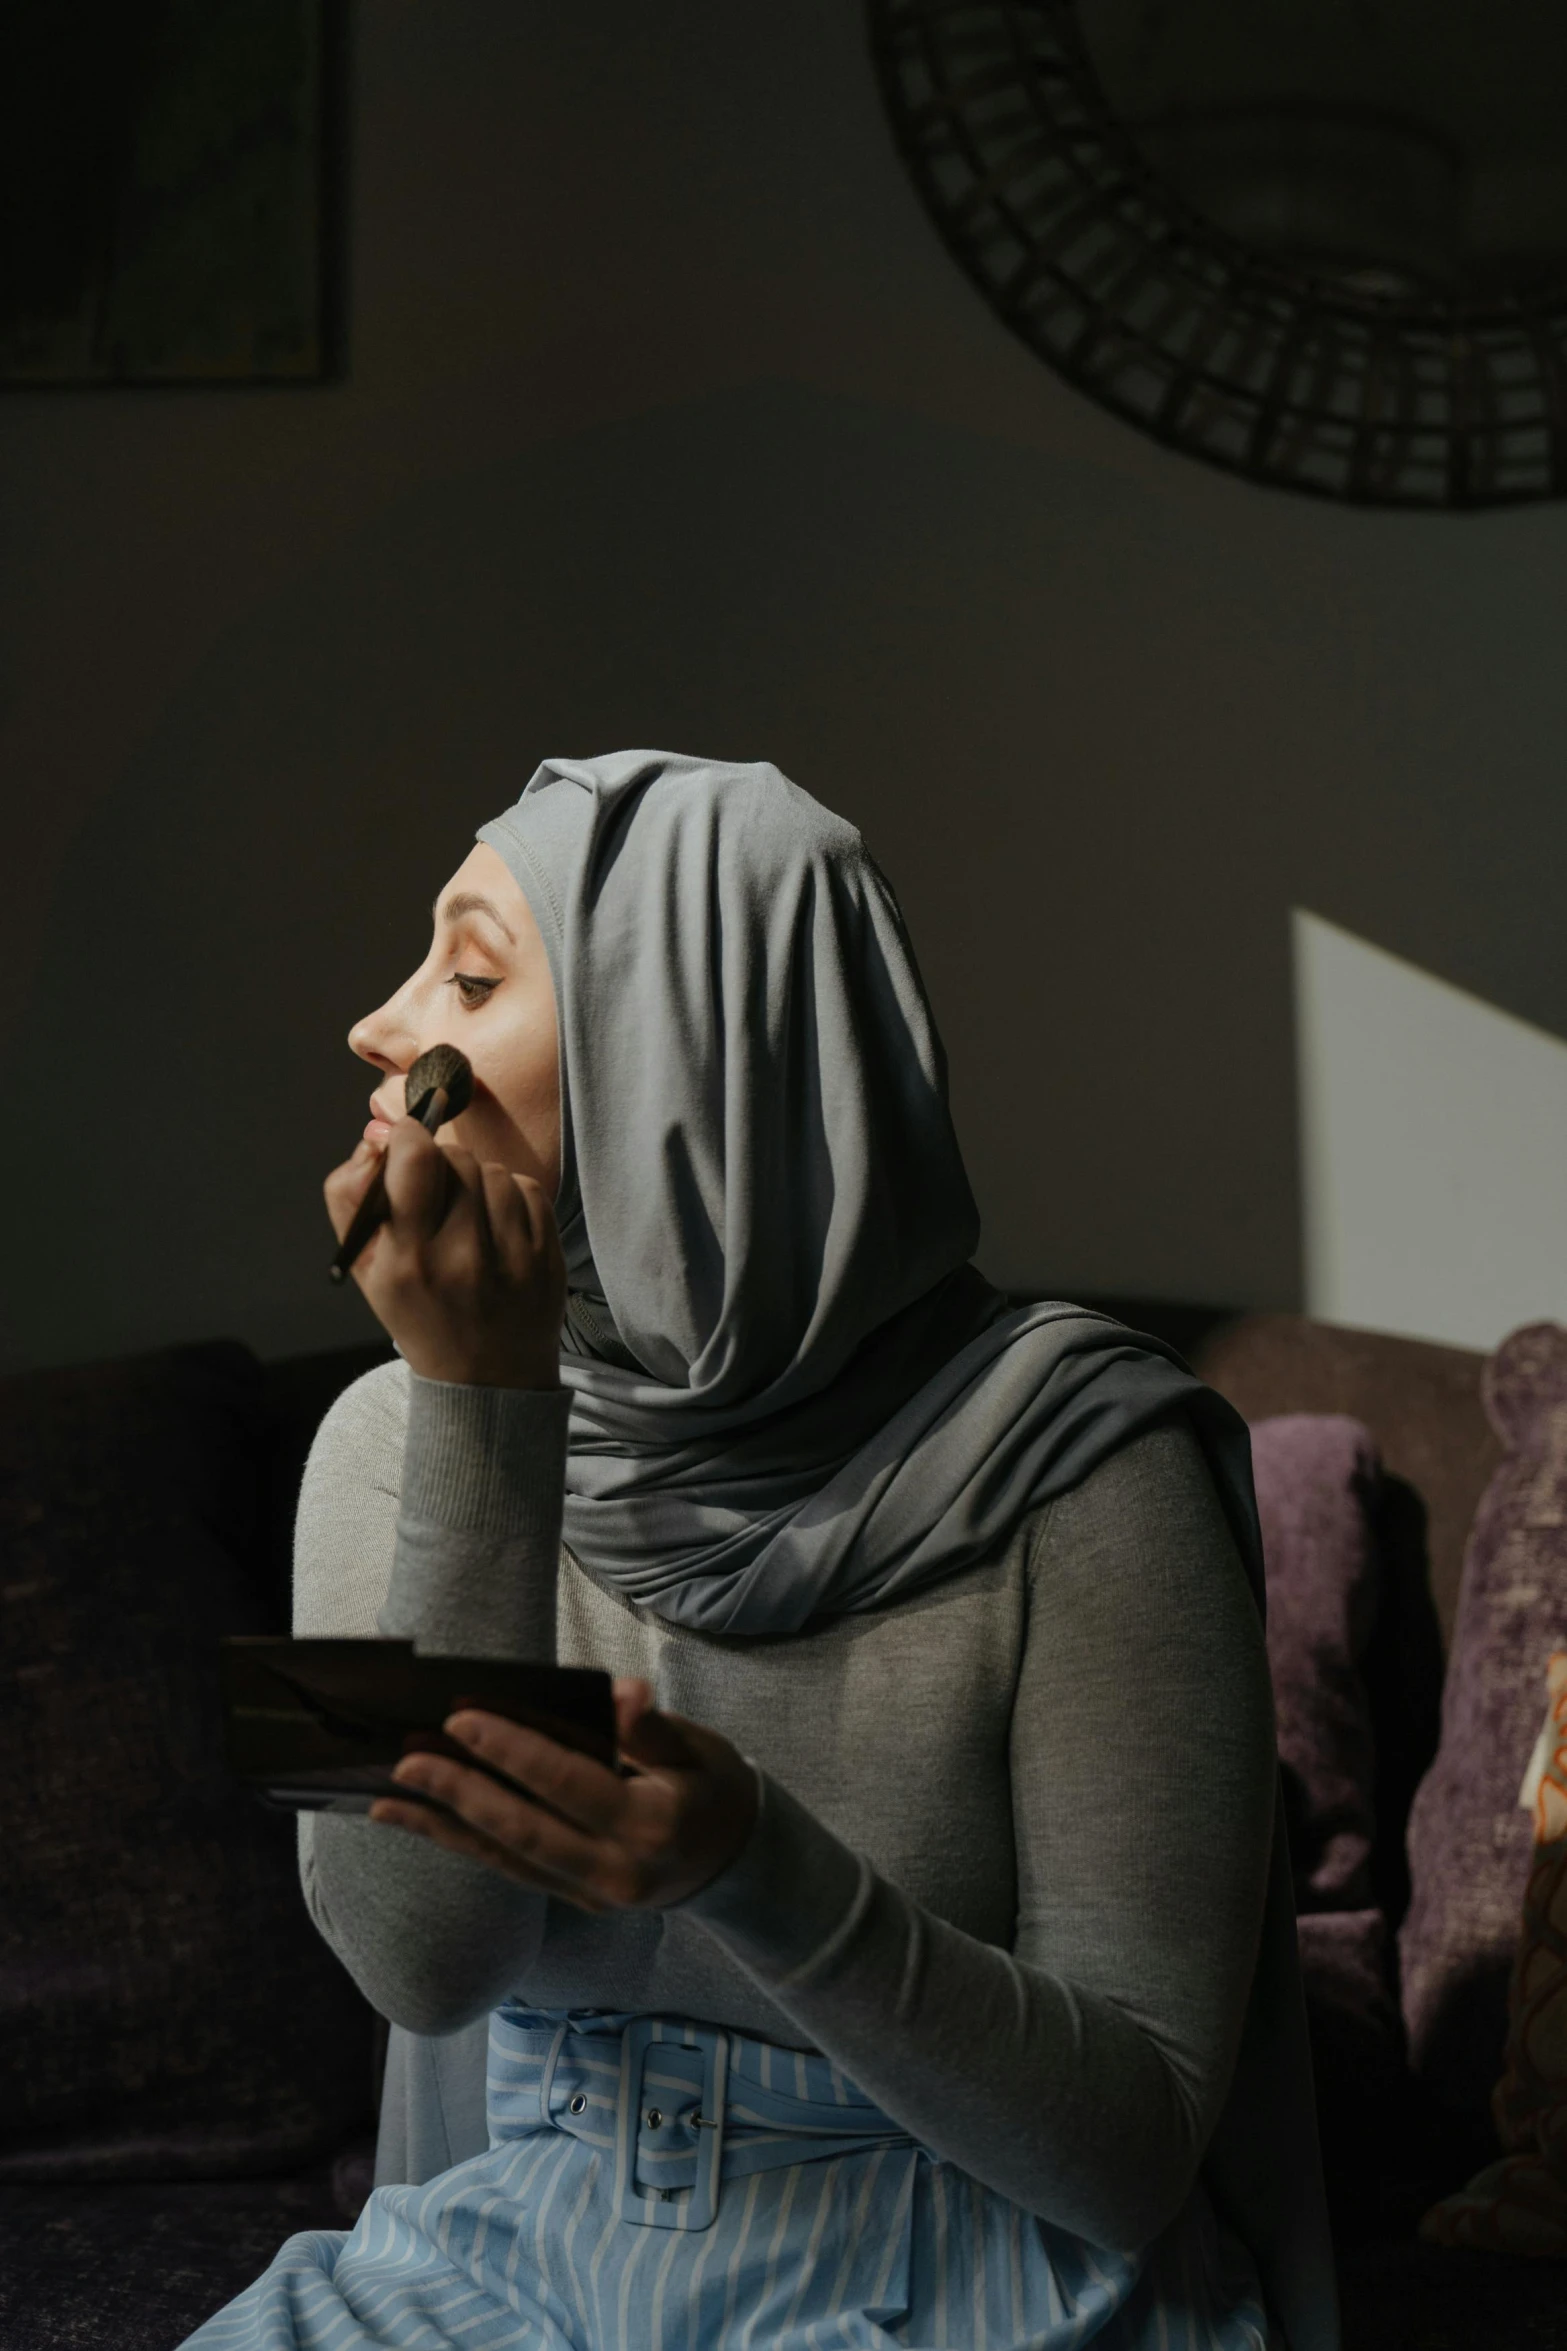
[{"left": 10, "top": 377, "right": 1326, "bottom": 1373}]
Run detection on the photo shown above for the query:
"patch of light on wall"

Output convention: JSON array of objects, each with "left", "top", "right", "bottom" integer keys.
[{"left": 1293, "top": 909, "right": 1567, "bottom": 1352}]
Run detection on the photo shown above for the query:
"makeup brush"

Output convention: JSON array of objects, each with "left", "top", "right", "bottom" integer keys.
[{"left": 329, "top": 1043, "right": 475, "bottom": 1284}]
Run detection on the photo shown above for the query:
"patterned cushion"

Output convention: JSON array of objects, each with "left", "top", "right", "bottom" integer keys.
[
  {"left": 0, "top": 1343, "right": 374, "bottom": 2180},
  {"left": 1401, "top": 1325, "right": 1567, "bottom": 2119}
]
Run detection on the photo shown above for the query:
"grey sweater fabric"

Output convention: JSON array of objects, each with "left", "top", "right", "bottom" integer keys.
[{"left": 296, "top": 1363, "right": 1278, "bottom": 2265}]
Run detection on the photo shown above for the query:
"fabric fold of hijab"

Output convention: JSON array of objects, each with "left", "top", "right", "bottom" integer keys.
[{"left": 477, "top": 750, "right": 1261, "bottom": 1637}]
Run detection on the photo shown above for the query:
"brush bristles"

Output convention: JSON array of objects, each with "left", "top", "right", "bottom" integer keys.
[{"left": 406, "top": 1042, "right": 474, "bottom": 1122}]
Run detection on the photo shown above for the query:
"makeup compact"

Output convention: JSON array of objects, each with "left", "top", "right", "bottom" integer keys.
[{"left": 219, "top": 1637, "right": 616, "bottom": 1815}]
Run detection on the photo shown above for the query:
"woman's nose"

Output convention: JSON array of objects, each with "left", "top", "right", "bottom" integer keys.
[{"left": 349, "top": 998, "right": 416, "bottom": 1073}]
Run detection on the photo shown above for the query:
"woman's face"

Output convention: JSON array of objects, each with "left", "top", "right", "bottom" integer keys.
[{"left": 349, "top": 843, "right": 562, "bottom": 1197}]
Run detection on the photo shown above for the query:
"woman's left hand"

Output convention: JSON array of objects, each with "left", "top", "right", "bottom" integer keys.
[{"left": 368, "top": 1679, "right": 759, "bottom": 1913}]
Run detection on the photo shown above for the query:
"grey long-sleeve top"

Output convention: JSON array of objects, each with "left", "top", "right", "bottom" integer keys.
[{"left": 295, "top": 1363, "right": 1277, "bottom": 2258}]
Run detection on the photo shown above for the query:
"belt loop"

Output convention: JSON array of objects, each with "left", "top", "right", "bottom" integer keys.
[
  {"left": 538, "top": 2019, "right": 571, "bottom": 2128},
  {"left": 615, "top": 2019, "right": 728, "bottom": 2230}
]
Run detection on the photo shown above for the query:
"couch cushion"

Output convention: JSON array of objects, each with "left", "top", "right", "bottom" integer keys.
[
  {"left": 1401, "top": 1324, "right": 1567, "bottom": 2123},
  {"left": 0, "top": 2173, "right": 345, "bottom": 2351},
  {"left": 1196, "top": 1314, "right": 1500, "bottom": 1648},
  {"left": 0, "top": 1343, "right": 374, "bottom": 2180}
]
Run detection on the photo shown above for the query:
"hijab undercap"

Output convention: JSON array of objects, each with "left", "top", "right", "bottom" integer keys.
[{"left": 475, "top": 750, "right": 1333, "bottom": 2351}]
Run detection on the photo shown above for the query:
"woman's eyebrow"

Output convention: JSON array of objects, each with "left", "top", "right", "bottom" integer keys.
[{"left": 434, "top": 891, "right": 517, "bottom": 944}]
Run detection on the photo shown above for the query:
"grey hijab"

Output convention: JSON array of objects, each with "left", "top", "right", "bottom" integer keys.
[{"left": 478, "top": 749, "right": 1264, "bottom": 1637}]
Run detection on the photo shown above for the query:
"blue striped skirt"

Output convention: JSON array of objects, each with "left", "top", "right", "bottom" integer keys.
[{"left": 180, "top": 2008, "right": 1271, "bottom": 2351}]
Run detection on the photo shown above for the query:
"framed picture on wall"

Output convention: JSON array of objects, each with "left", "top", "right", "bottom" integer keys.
[{"left": 0, "top": 0, "right": 345, "bottom": 386}]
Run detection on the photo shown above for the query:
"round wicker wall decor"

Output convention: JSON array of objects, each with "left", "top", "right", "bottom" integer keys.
[{"left": 868, "top": 0, "right": 1567, "bottom": 508}]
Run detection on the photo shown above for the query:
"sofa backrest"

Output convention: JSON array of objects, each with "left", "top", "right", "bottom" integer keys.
[
  {"left": 1194, "top": 1314, "right": 1499, "bottom": 1653},
  {"left": 0, "top": 1338, "right": 387, "bottom": 2182}
]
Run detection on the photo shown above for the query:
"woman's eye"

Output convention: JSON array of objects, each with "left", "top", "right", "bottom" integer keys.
[{"left": 448, "top": 972, "right": 500, "bottom": 1009}]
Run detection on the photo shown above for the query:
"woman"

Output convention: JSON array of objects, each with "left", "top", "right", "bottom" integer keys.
[{"left": 186, "top": 750, "right": 1335, "bottom": 2351}]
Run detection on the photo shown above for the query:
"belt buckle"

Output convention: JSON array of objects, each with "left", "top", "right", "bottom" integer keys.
[{"left": 614, "top": 2018, "right": 728, "bottom": 2231}]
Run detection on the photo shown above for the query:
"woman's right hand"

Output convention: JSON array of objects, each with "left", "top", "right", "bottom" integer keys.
[{"left": 324, "top": 1119, "right": 565, "bottom": 1390}]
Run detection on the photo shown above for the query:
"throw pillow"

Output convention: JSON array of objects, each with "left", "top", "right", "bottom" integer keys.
[{"left": 1401, "top": 1323, "right": 1567, "bottom": 2119}]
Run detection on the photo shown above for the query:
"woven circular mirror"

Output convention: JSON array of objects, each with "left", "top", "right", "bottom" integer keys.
[{"left": 869, "top": 0, "right": 1567, "bottom": 507}]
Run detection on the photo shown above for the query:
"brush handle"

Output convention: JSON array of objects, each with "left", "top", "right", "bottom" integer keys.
[{"left": 328, "top": 1085, "right": 451, "bottom": 1283}]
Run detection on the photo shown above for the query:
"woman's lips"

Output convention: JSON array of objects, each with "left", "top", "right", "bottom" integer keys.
[{"left": 365, "top": 1065, "right": 478, "bottom": 1143}]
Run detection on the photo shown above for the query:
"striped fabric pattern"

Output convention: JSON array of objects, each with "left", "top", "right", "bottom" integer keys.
[{"left": 180, "top": 2009, "right": 1270, "bottom": 2351}]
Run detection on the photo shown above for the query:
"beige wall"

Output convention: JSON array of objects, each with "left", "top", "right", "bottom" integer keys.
[{"left": 6, "top": 0, "right": 1566, "bottom": 1373}]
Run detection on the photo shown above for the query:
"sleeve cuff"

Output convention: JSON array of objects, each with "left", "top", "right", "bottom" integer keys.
[
  {"left": 400, "top": 1374, "right": 571, "bottom": 1543},
  {"left": 678, "top": 1768, "right": 869, "bottom": 1987}
]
